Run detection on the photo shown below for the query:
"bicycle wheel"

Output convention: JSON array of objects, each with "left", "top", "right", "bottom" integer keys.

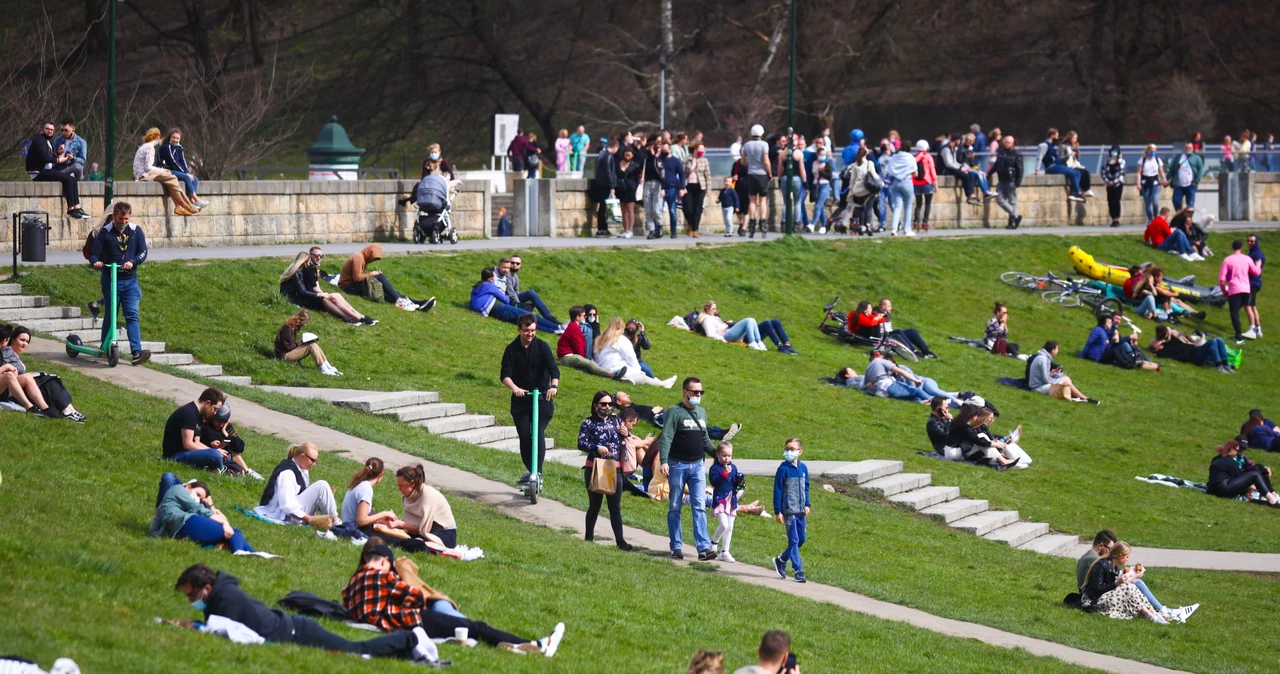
[
  {"left": 1092, "top": 297, "right": 1122, "bottom": 316},
  {"left": 886, "top": 336, "right": 920, "bottom": 363},
  {"left": 1042, "top": 290, "right": 1083, "bottom": 307},
  {"left": 1000, "top": 271, "right": 1039, "bottom": 289}
]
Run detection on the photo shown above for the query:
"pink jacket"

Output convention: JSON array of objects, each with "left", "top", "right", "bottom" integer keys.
[
  {"left": 912, "top": 152, "right": 936, "bottom": 187},
  {"left": 1219, "top": 252, "right": 1262, "bottom": 295}
]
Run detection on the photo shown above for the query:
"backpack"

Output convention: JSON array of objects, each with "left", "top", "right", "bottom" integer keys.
[
  {"left": 276, "top": 591, "right": 350, "bottom": 621},
  {"left": 82, "top": 229, "right": 97, "bottom": 260},
  {"left": 362, "top": 277, "right": 385, "bottom": 302},
  {"left": 685, "top": 310, "right": 705, "bottom": 336}
]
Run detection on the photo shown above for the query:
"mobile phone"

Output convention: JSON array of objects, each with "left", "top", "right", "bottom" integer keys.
[{"left": 781, "top": 653, "right": 797, "bottom": 672}]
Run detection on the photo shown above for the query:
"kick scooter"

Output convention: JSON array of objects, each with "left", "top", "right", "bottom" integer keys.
[{"left": 64, "top": 263, "right": 120, "bottom": 367}]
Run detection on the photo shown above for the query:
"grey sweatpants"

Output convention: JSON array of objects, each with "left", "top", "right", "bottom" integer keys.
[
  {"left": 643, "top": 180, "right": 663, "bottom": 233},
  {"left": 996, "top": 181, "right": 1019, "bottom": 218}
]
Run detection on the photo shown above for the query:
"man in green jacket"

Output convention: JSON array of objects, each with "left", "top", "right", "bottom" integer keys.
[
  {"left": 659, "top": 376, "right": 718, "bottom": 561},
  {"left": 1168, "top": 142, "right": 1205, "bottom": 211}
]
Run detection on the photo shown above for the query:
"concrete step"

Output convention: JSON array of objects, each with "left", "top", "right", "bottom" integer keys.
[
  {"left": 336, "top": 391, "right": 440, "bottom": 413},
  {"left": 950, "top": 510, "right": 1020, "bottom": 537},
  {"left": 18, "top": 317, "right": 98, "bottom": 333},
  {"left": 859, "top": 472, "right": 931, "bottom": 497},
  {"left": 475, "top": 436, "right": 556, "bottom": 452},
  {"left": 888, "top": 485, "right": 960, "bottom": 510},
  {"left": 0, "top": 306, "right": 81, "bottom": 321},
  {"left": 983, "top": 521, "right": 1050, "bottom": 548},
  {"left": 0, "top": 284, "right": 21, "bottom": 295},
  {"left": 149, "top": 353, "right": 194, "bottom": 366},
  {"left": 543, "top": 449, "right": 580, "bottom": 466},
  {"left": 1017, "top": 533, "right": 1082, "bottom": 556},
  {"left": 824, "top": 459, "right": 902, "bottom": 484},
  {"left": 176, "top": 364, "right": 224, "bottom": 377},
  {"left": 0, "top": 295, "right": 48, "bottom": 309},
  {"left": 415, "top": 414, "right": 495, "bottom": 435},
  {"left": 209, "top": 375, "right": 253, "bottom": 387},
  {"left": 385, "top": 402, "right": 467, "bottom": 423},
  {"left": 49, "top": 327, "right": 126, "bottom": 341},
  {"left": 920, "top": 498, "right": 989, "bottom": 524},
  {"left": 445, "top": 426, "right": 519, "bottom": 445}
]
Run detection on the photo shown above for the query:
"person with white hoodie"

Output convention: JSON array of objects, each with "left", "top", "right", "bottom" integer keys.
[{"left": 886, "top": 142, "right": 920, "bottom": 236}]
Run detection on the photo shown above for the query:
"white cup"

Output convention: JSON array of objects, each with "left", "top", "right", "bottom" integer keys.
[{"left": 455, "top": 627, "right": 469, "bottom": 642}]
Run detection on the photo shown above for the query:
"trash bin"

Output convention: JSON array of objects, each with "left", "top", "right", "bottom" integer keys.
[{"left": 20, "top": 214, "right": 48, "bottom": 262}]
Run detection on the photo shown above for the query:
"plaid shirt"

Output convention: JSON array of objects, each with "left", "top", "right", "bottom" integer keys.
[{"left": 342, "top": 567, "right": 426, "bottom": 631}]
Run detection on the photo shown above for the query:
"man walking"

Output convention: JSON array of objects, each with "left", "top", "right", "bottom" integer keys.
[
  {"left": 88, "top": 202, "right": 151, "bottom": 365},
  {"left": 501, "top": 314, "right": 560, "bottom": 486},
  {"left": 1247, "top": 234, "right": 1265, "bottom": 338},
  {"left": 1168, "top": 142, "right": 1205, "bottom": 210},
  {"left": 989, "top": 135, "right": 1024, "bottom": 229},
  {"left": 659, "top": 377, "right": 718, "bottom": 561},
  {"left": 741, "top": 125, "right": 772, "bottom": 238},
  {"left": 591, "top": 138, "right": 619, "bottom": 237}
]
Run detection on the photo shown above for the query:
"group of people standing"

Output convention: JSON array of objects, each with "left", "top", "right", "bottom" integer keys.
[{"left": 589, "top": 129, "right": 715, "bottom": 239}]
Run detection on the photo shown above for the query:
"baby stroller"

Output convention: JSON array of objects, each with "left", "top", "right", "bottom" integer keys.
[{"left": 413, "top": 189, "right": 459, "bottom": 245}]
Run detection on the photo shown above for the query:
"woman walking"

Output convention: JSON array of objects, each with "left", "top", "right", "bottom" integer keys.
[
  {"left": 1138, "top": 144, "right": 1167, "bottom": 222},
  {"left": 911, "top": 140, "right": 937, "bottom": 231},
  {"left": 1100, "top": 145, "right": 1126, "bottom": 227},
  {"left": 577, "top": 391, "right": 632, "bottom": 550},
  {"left": 682, "top": 142, "right": 711, "bottom": 237},
  {"left": 615, "top": 146, "right": 642, "bottom": 238}
]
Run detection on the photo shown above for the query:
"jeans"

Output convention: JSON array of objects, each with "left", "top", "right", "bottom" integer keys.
[
  {"left": 667, "top": 460, "right": 711, "bottom": 553},
  {"left": 892, "top": 328, "right": 931, "bottom": 355},
  {"left": 780, "top": 515, "right": 806, "bottom": 573},
  {"left": 286, "top": 615, "right": 416, "bottom": 658},
  {"left": 996, "top": 181, "right": 1019, "bottom": 218},
  {"left": 33, "top": 168, "right": 80, "bottom": 207},
  {"left": 664, "top": 187, "right": 680, "bottom": 235},
  {"left": 1172, "top": 184, "right": 1197, "bottom": 210},
  {"left": 516, "top": 290, "right": 555, "bottom": 321},
  {"left": 786, "top": 177, "right": 806, "bottom": 227},
  {"left": 1140, "top": 181, "right": 1161, "bottom": 221},
  {"left": 812, "top": 183, "right": 831, "bottom": 228},
  {"left": 343, "top": 274, "right": 404, "bottom": 303},
  {"left": 638, "top": 360, "right": 656, "bottom": 378},
  {"left": 722, "top": 207, "right": 734, "bottom": 234},
  {"left": 758, "top": 318, "right": 789, "bottom": 345},
  {"left": 955, "top": 170, "right": 978, "bottom": 197},
  {"left": 491, "top": 302, "right": 560, "bottom": 333},
  {"left": 100, "top": 274, "right": 143, "bottom": 354},
  {"left": 1131, "top": 579, "right": 1164, "bottom": 612},
  {"left": 560, "top": 354, "right": 616, "bottom": 378},
  {"left": 1133, "top": 295, "right": 1162, "bottom": 318},
  {"left": 1045, "top": 164, "right": 1082, "bottom": 195},
  {"left": 431, "top": 599, "right": 467, "bottom": 620},
  {"left": 888, "top": 180, "right": 915, "bottom": 234},
  {"left": 171, "top": 448, "right": 225, "bottom": 471},
  {"left": 916, "top": 377, "right": 957, "bottom": 403},
  {"left": 176, "top": 514, "right": 255, "bottom": 553},
  {"left": 885, "top": 381, "right": 931, "bottom": 402},
  {"left": 171, "top": 171, "right": 199, "bottom": 197},
  {"left": 644, "top": 181, "right": 664, "bottom": 233},
  {"left": 156, "top": 472, "right": 182, "bottom": 507},
  {"left": 723, "top": 318, "right": 762, "bottom": 344},
  {"left": 1192, "top": 338, "right": 1230, "bottom": 366},
  {"left": 1157, "top": 229, "right": 1193, "bottom": 255},
  {"left": 572, "top": 151, "right": 586, "bottom": 172},
  {"left": 877, "top": 188, "right": 889, "bottom": 228},
  {"left": 974, "top": 171, "right": 990, "bottom": 194}
]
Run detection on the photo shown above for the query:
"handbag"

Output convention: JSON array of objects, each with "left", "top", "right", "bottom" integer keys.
[{"left": 589, "top": 458, "right": 619, "bottom": 495}]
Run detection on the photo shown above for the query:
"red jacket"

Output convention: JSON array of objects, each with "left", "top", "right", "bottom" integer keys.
[
  {"left": 848, "top": 311, "right": 886, "bottom": 334},
  {"left": 912, "top": 152, "right": 937, "bottom": 187},
  {"left": 1144, "top": 217, "right": 1170, "bottom": 247},
  {"left": 556, "top": 320, "right": 587, "bottom": 358}
]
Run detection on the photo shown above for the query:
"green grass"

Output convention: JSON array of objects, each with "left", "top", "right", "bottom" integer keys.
[
  {"left": 15, "top": 232, "right": 1280, "bottom": 673},
  {"left": 0, "top": 361, "right": 1098, "bottom": 674}
]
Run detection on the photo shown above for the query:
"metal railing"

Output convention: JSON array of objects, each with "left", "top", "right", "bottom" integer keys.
[{"left": 231, "top": 167, "right": 400, "bottom": 180}]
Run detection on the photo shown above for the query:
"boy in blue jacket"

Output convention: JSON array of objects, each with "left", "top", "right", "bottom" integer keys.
[
  {"left": 772, "top": 437, "right": 810, "bottom": 582},
  {"left": 716, "top": 177, "right": 739, "bottom": 237}
]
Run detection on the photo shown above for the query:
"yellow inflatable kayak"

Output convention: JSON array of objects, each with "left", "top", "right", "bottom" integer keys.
[{"left": 1067, "top": 246, "right": 1225, "bottom": 304}]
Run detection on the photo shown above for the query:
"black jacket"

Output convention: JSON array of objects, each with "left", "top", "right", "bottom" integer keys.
[
  {"left": 1209, "top": 454, "right": 1248, "bottom": 487},
  {"left": 989, "top": 146, "right": 1023, "bottom": 187},
  {"left": 25, "top": 132, "right": 57, "bottom": 173},
  {"left": 947, "top": 421, "right": 993, "bottom": 461},
  {"left": 594, "top": 148, "right": 617, "bottom": 190},
  {"left": 926, "top": 414, "right": 949, "bottom": 452},
  {"left": 203, "top": 572, "right": 294, "bottom": 642},
  {"left": 280, "top": 270, "right": 317, "bottom": 303},
  {"left": 156, "top": 141, "right": 191, "bottom": 174},
  {"left": 500, "top": 336, "right": 560, "bottom": 395},
  {"left": 88, "top": 223, "right": 149, "bottom": 281},
  {"left": 1081, "top": 558, "right": 1117, "bottom": 600}
]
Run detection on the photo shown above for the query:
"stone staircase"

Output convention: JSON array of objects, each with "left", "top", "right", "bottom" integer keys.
[
  {"left": 491, "top": 193, "right": 515, "bottom": 236},
  {"left": 0, "top": 283, "right": 252, "bottom": 387}
]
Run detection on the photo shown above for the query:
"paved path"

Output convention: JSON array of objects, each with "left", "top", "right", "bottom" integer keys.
[
  {"left": 29, "top": 334, "right": 1191, "bottom": 674},
  {"left": 20, "top": 221, "right": 1280, "bottom": 267}
]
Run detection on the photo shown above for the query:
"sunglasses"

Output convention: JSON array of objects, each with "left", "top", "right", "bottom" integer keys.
[
  {"left": 685, "top": 389, "right": 704, "bottom": 395},
  {"left": 596, "top": 401, "right": 614, "bottom": 407}
]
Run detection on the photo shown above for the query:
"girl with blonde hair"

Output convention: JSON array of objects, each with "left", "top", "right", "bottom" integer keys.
[
  {"left": 593, "top": 317, "right": 676, "bottom": 387},
  {"left": 133, "top": 127, "right": 198, "bottom": 215},
  {"left": 278, "top": 251, "right": 372, "bottom": 324}
]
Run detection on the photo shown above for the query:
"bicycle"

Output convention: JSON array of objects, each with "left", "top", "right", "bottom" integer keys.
[
  {"left": 1000, "top": 271, "right": 1122, "bottom": 315},
  {"left": 818, "top": 297, "right": 920, "bottom": 362}
]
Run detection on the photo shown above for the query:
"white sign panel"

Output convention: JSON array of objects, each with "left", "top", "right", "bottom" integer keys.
[{"left": 493, "top": 114, "right": 520, "bottom": 157}]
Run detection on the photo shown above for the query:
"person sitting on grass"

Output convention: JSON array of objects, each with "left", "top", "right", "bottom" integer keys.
[
  {"left": 1242, "top": 409, "right": 1279, "bottom": 452},
  {"left": 1080, "top": 313, "right": 1161, "bottom": 372},
  {"left": 393, "top": 464, "right": 459, "bottom": 550},
  {"left": 469, "top": 268, "right": 563, "bottom": 333},
  {"left": 557, "top": 306, "right": 624, "bottom": 379},
  {"left": 339, "top": 244, "right": 436, "bottom": 312},
  {"left": 1144, "top": 207, "right": 1204, "bottom": 261},
  {"left": 984, "top": 303, "right": 1019, "bottom": 356},
  {"left": 624, "top": 319, "right": 661, "bottom": 379},
  {"left": 1148, "top": 325, "right": 1235, "bottom": 373},
  {"left": 1208, "top": 439, "right": 1279, "bottom": 505},
  {"left": 279, "top": 251, "right": 375, "bottom": 325},
  {"left": 343, "top": 457, "right": 421, "bottom": 554},
  {"left": 255, "top": 442, "right": 341, "bottom": 526},
  {"left": 1170, "top": 207, "right": 1212, "bottom": 258},
  {"left": 1075, "top": 529, "right": 1196, "bottom": 622},
  {"left": 162, "top": 387, "right": 230, "bottom": 471},
  {"left": 1125, "top": 266, "right": 1202, "bottom": 321},
  {"left": 696, "top": 300, "right": 796, "bottom": 353},
  {"left": 876, "top": 298, "right": 935, "bottom": 358},
  {"left": 925, "top": 396, "right": 952, "bottom": 452},
  {"left": 175, "top": 563, "right": 442, "bottom": 664},
  {"left": 1026, "top": 340, "right": 1098, "bottom": 403},
  {"left": 0, "top": 325, "right": 85, "bottom": 421},
  {"left": 862, "top": 349, "right": 931, "bottom": 403},
  {"left": 157, "top": 478, "right": 256, "bottom": 553},
  {"left": 198, "top": 403, "right": 264, "bottom": 479},
  {"left": 595, "top": 317, "right": 678, "bottom": 388},
  {"left": 734, "top": 630, "right": 794, "bottom": 674},
  {"left": 945, "top": 400, "right": 1022, "bottom": 468},
  {"left": 1079, "top": 542, "right": 1171, "bottom": 624},
  {"left": 500, "top": 256, "right": 560, "bottom": 325},
  {"left": 275, "top": 309, "right": 342, "bottom": 376},
  {"left": 847, "top": 300, "right": 935, "bottom": 358},
  {"left": 342, "top": 538, "right": 565, "bottom": 655}
]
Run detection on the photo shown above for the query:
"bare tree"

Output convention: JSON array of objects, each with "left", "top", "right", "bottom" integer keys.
[{"left": 0, "top": 9, "right": 85, "bottom": 168}]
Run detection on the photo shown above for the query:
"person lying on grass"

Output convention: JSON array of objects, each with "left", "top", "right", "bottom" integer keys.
[
  {"left": 1147, "top": 325, "right": 1235, "bottom": 373},
  {"left": 342, "top": 537, "right": 565, "bottom": 656},
  {"left": 1026, "top": 340, "right": 1099, "bottom": 404},
  {"left": 1207, "top": 439, "right": 1279, "bottom": 505},
  {"left": 176, "top": 563, "right": 442, "bottom": 664},
  {"left": 886, "top": 354, "right": 967, "bottom": 406},
  {"left": 0, "top": 325, "right": 86, "bottom": 422},
  {"left": 696, "top": 300, "right": 796, "bottom": 353},
  {"left": 198, "top": 403, "right": 264, "bottom": 479},
  {"left": 1079, "top": 313, "right": 1161, "bottom": 372},
  {"left": 862, "top": 350, "right": 931, "bottom": 403},
  {"left": 156, "top": 478, "right": 256, "bottom": 553},
  {"left": 1241, "top": 409, "right": 1279, "bottom": 452}
]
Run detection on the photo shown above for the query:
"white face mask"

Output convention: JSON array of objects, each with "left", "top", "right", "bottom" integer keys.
[
  {"left": 429, "top": 151, "right": 441, "bottom": 161},
  {"left": 783, "top": 450, "right": 799, "bottom": 462}
]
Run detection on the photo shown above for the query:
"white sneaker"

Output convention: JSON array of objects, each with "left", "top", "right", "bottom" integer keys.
[
  {"left": 1149, "top": 612, "right": 1170, "bottom": 625},
  {"left": 1179, "top": 253, "right": 1196, "bottom": 261},
  {"left": 540, "top": 623, "right": 565, "bottom": 657},
  {"left": 395, "top": 297, "right": 418, "bottom": 311},
  {"left": 1190, "top": 253, "right": 1205, "bottom": 261},
  {"left": 1084, "top": 189, "right": 1096, "bottom": 198},
  {"left": 193, "top": 198, "right": 211, "bottom": 208},
  {"left": 660, "top": 375, "right": 677, "bottom": 388},
  {"left": 622, "top": 230, "right": 633, "bottom": 238},
  {"left": 906, "top": 230, "right": 917, "bottom": 237},
  {"left": 890, "top": 230, "right": 899, "bottom": 236},
  {"left": 246, "top": 468, "right": 265, "bottom": 481},
  {"left": 1242, "top": 328, "right": 1258, "bottom": 340},
  {"left": 412, "top": 627, "right": 440, "bottom": 663},
  {"left": 818, "top": 226, "right": 827, "bottom": 234},
  {"left": 749, "top": 341, "right": 768, "bottom": 351},
  {"left": 1068, "top": 194, "right": 1086, "bottom": 202},
  {"left": 1254, "top": 326, "right": 1263, "bottom": 338},
  {"left": 716, "top": 551, "right": 736, "bottom": 563},
  {"left": 1179, "top": 603, "right": 1199, "bottom": 622},
  {"left": 804, "top": 224, "right": 814, "bottom": 233}
]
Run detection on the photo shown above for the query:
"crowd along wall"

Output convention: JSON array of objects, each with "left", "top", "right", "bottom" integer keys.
[{"left": 0, "top": 180, "right": 489, "bottom": 253}]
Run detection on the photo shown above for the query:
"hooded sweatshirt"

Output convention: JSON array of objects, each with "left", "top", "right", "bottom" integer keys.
[
  {"left": 339, "top": 244, "right": 383, "bottom": 288},
  {"left": 200, "top": 572, "right": 294, "bottom": 642}
]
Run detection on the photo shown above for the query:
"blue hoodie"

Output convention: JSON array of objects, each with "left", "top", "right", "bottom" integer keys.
[
  {"left": 1249, "top": 242, "right": 1265, "bottom": 290},
  {"left": 773, "top": 460, "right": 810, "bottom": 517},
  {"left": 469, "top": 281, "right": 509, "bottom": 316},
  {"left": 709, "top": 462, "right": 743, "bottom": 511}
]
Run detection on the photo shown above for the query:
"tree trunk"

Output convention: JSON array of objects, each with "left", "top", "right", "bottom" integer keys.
[{"left": 661, "top": 0, "right": 674, "bottom": 126}]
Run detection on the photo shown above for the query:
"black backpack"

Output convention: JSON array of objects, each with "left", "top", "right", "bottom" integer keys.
[{"left": 277, "top": 591, "right": 350, "bottom": 621}]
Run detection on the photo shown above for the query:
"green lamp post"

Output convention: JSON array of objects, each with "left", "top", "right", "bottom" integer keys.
[{"left": 304, "top": 116, "right": 365, "bottom": 180}]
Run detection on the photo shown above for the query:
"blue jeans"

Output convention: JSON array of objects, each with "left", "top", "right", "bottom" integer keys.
[
  {"left": 1157, "top": 229, "right": 1193, "bottom": 255},
  {"left": 796, "top": 180, "right": 809, "bottom": 226},
  {"left": 171, "top": 171, "right": 199, "bottom": 197},
  {"left": 781, "top": 515, "right": 806, "bottom": 573},
  {"left": 666, "top": 460, "right": 711, "bottom": 553},
  {"left": 100, "top": 274, "right": 143, "bottom": 354},
  {"left": 664, "top": 187, "right": 680, "bottom": 235},
  {"left": 156, "top": 472, "right": 182, "bottom": 507},
  {"left": 1172, "top": 184, "right": 1197, "bottom": 210},
  {"left": 784, "top": 177, "right": 806, "bottom": 227},
  {"left": 1045, "top": 164, "right": 1082, "bottom": 195},
  {"left": 171, "top": 448, "right": 225, "bottom": 471},
  {"left": 758, "top": 318, "right": 789, "bottom": 345},
  {"left": 885, "top": 381, "right": 931, "bottom": 402},
  {"left": 888, "top": 180, "right": 915, "bottom": 234},
  {"left": 877, "top": 188, "right": 889, "bottom": 228},
  {"left": 176, "top": 514, "right": 254, "bottom": 553},
  {"left": 1141, "top": 182, "right": 1161, "bottom": 221},
  {"left": 638, "top": 361, "right": 656, "bottom": 378},
  {"left": 1133, "top": 295, "right": 1163, "bottom": 318},
  {"left": 974, "top": 171, "right": 990, "bottom": 194},
  {"left": 516, "top": 290, "right": 555, "bottom": 321},
  {"left": 1132, "top": 579, "right": 1163, "bottom": 612},
  {"left": 431, "top": 600, "right": 467, "bottom": 620},
  {"left": 812, "top": 183, "right": 831, "bottom": 227},
  {"left": 1192, "top": 338, "right": 1230, "bottom": 366},
  {"left": 917, "top": 377, "right": 957, "bottom": 402},
  {"left": 491, "top": 303, "right": 560, "bottom": 333},
  {"left": 723, "top": 318, "right": 761, "bottom": 344}
]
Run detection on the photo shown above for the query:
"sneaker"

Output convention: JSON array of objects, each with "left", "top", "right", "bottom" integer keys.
[
  {"left": 1084, "top": 189, "right": 1096, "bottom": 198},
  {"left": 396, "top": 298, "right": 420, "bottom": 311},
  {"left": 321, "top": 366, "right": 342, "bottom": 377},
  {"left": 554, "top": 324, "right": 567, "bottom": 335},
  {"left": 660, "top": 375, "right": 677, "bottom": 388},
  {"left": 616, "top": 541, "right": 633, "bottom": 551},
  {"left": 1254, "top": 326, "right": 1263, "bottom": 338},
  {"left": 749, "top": 341, "right": 768, "bottom": 351},
  {"left": 906, "top": 230, "right": 917, "bottom": 237},
  {"left": 1067, "top": 194, "right": 1086, "bottom": 202},
  {"left": 516, "top": 472, "right": 532, "bottom": 485},
  {"left": 1179, "top": 603, "right": 1199, "bottom": 622},
  {"left": 804, "top": 224, "right": 814, "bottom": 233},
  {"left": 1086, "top": 398, "right": 1101, "bottom": 405},
  {"left": 417, "top": 297, "right": 437, "bottom": 312},
  {"left": 246, "top": 468, "right": 265, "bottom": 480},
  {"left": 63, "top": 410, "right": 86, "bottom": 423},
  {"left": 131, "top": 350, "right": 152, "bottom": 366},
  {"left": 26, "top": 406, "right": 47, "bottom": 418},
  {"left": 773, "top": 556, "right": 787, "bottom": 579},
  {"left": 1013, "top": 215, "right": 1023, "bottom": 229},
  {"left": 86, "top": 301, "right": 100, "bottom": 322},
  {"left": 722, "top": 423, "right": 742, "bottom": 443},
  {"left": 966, "top": 196, "right": 982, "bottom": 205},
  {"left": 724, "top": 232, "right": 733, "bottom": 237},
  {"left": 1194, "top": 311, "right": 1207, "bottom": 320},
  {"left": 1242, "top": 328, "right": 1258, "bottom": 340},
  {"left": 1179, "top": 253, "right": 1196, "bottom": 262},
  {"left": 1149, "top": 612, "right": 1170, "bottom": 625},
  {"left": 623, "top": 230, "right": 634, "bottom": 239},
  {"left": 716, "top": 551, "right": 736, "bottom": 563},
  {"left": 360, "top": 316, "right": 378, "bottom": 326},
  {"left": 670, "top": 549, "right": 684, "bottom": 560},
  {"left": 1235, "top": 336, "right": 1246, "bottom": 345},
  {"left": 539, "top": 623, "right": 566, "bottom": 657},
  {"left": 193, "top": 198, "right": 211, "bottom": 208},
  {"left": 890, "top": 230, "right": 898, "bottom": 237},
  {"left": 1191, "top": 252, "right": 1205, "bottom": 261},
  {"left": 794, "top": 572, "right": 808, "bottom": 583},
  {"left": 818, "top": 226, "right": 827, "bottom": 235},
  {"left": 923, "top": 352, "right": 938, "bottom": 359},
  {"left": 697, "top": 549, "right": 716, "bottom": 561}
]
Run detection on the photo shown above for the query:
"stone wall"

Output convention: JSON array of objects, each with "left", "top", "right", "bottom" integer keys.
[
  {"left": 1247, "top": 172, "right": 1280, "bottom": 222},
  {"left": 0, "top": 179, "right": 489, "bottom": 253}
]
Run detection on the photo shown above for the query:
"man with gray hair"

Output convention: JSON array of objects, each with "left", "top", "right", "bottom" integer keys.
[{"left": 988, "top": 135, "right": 1024, "bottom": 229}]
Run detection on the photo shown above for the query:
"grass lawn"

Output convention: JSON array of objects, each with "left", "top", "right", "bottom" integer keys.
[
  {"left": 14, "top": 232, "right": 1280, "bottom": 673},
  {"left": 0, "top": 362, "right": 1100, "bottom": 674}
]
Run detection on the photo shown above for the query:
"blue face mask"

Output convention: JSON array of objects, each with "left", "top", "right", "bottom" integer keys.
[
  {"left": 191, "top": 598, "right": 207, "bottom": 611},
  {"left": 687, "top": 395, "right": 701, "bottom": 406},
  {"left": 429, "top": 152, "right": 441, "bottom": 161},
  {"left": 783, "top": 449, "right": 799, "bottom": 462}
]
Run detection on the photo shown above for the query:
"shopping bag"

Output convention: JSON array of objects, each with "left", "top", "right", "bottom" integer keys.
[
  {"left": 605, "top": 198, "right": 622, "bottom": 224},
  {"left": 589, "top": 458, "right": 619, "bottom": 494}
]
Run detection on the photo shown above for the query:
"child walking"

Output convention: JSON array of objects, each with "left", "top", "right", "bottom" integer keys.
[
  {"left": 772, "top": 438, "right": 810, "bottom": 582},
  {"left": 717, "top": 177, "right": 739, "bottom": 238},
  {"left": 709, "top": 441, "right": 744, "bottom": 562}
]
